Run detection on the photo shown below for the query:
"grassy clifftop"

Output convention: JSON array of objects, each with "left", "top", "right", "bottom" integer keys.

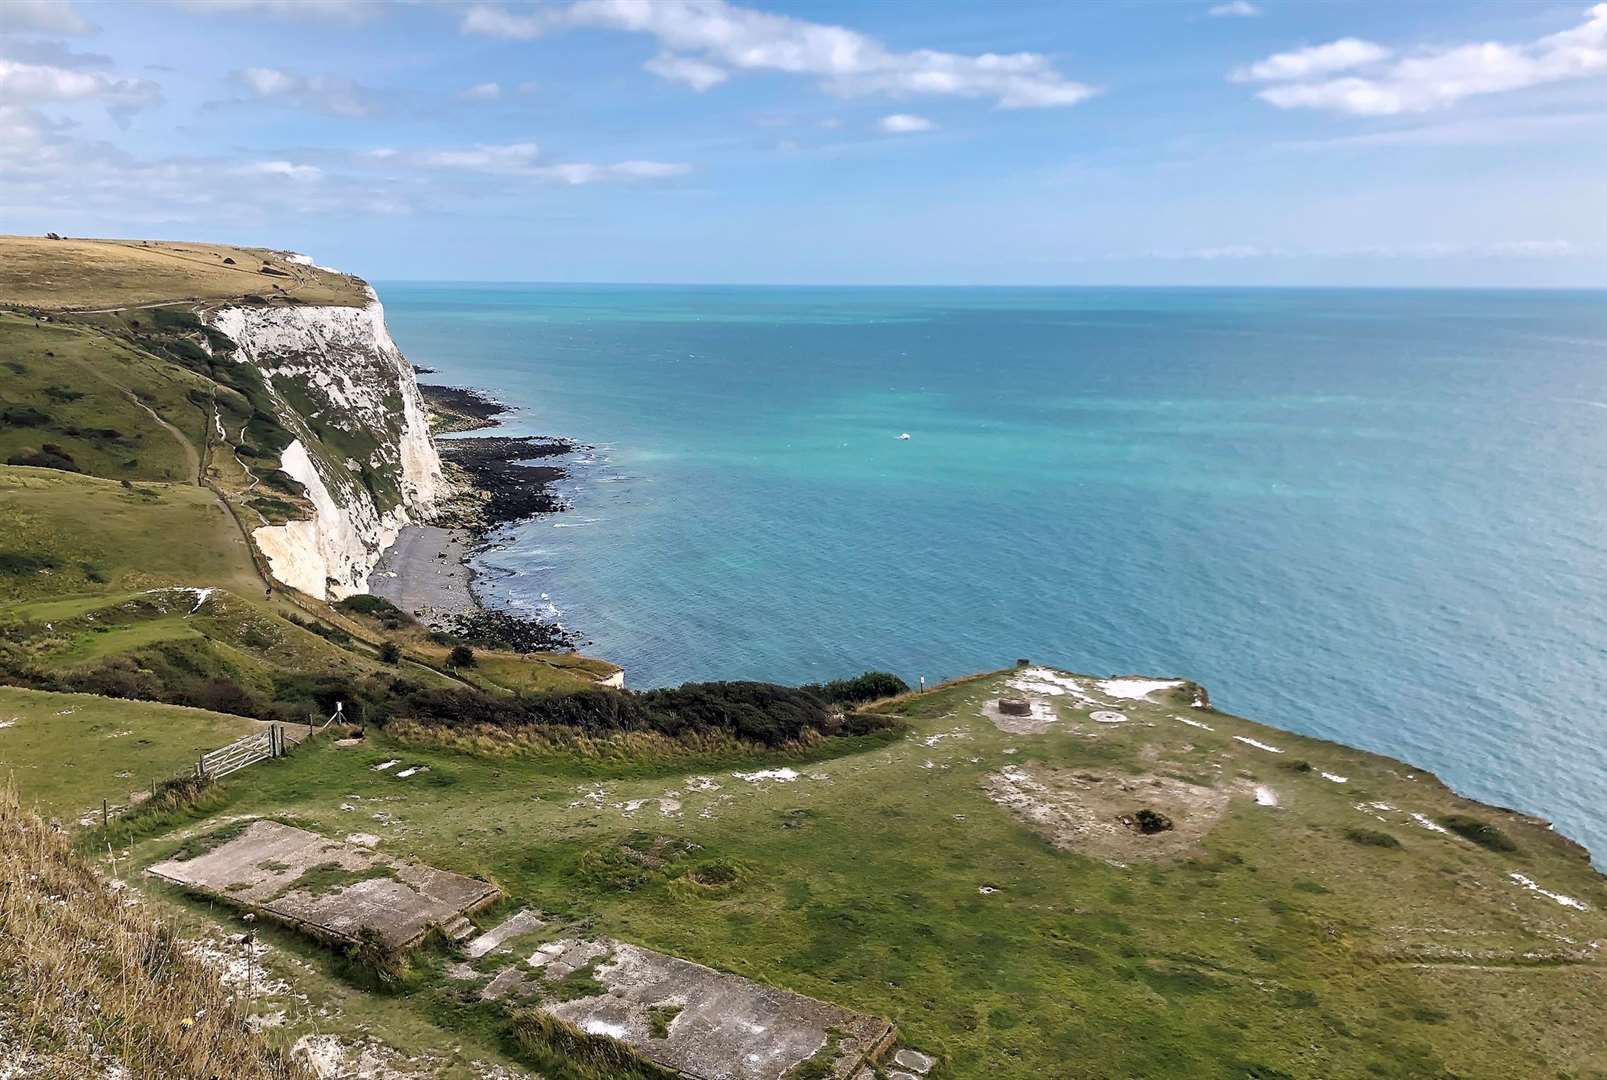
[{"left": 0, "top": 235, "right": 368, "bottom": 311}]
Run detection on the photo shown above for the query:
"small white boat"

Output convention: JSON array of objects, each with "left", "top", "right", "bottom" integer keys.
[{"left": 897, "top": 432, "right": 912, "bottom": 440}]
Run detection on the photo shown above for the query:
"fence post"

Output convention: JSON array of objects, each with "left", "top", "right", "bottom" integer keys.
[{"left": 101, "top": 800, "right": 108, "bottom": 829}]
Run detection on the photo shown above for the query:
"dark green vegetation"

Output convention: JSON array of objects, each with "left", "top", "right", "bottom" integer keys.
[{"left": 1438, "top": 814, "right": 1519, "bottom": 853}]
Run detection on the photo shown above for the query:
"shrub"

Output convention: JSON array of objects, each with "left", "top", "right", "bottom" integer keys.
[
  {"left": 0, "top": 405, "right": 49, "bottom": 426},
  {"left": 1344, "top": 828, "right": 1403, "bottom": 849},
  {"left": 341, "top": 926, "right": 407, "bottom": 991},
  {"left": 447, "top": 644, "right": 476, "bottom": 668},
  {"left": 8, "top": 446, "right": 81, "bottom": 473},
  {"left": 803, "top": 670, "right": 910, "bottom": 705},
  {"left": 1439, "top": 814, "right": 1518, "bottom": 852},
  {"left": 0, "top": 552, "right": 58, "bottom": 576},
  {"left": 331, "top": 594, "right": 404, "bottom": 620},
  {"left": 378, "top": 640, "right": 402, "bottom": 664}
]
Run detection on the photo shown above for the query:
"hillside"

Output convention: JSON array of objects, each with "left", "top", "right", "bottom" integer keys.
[{"left": 2, "top": 235, "right": 1603, "bottom": 1079}]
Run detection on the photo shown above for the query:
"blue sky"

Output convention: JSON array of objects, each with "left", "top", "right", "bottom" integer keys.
[{"left": 2, "top": 0, "right": 1605, "bottom": 285}]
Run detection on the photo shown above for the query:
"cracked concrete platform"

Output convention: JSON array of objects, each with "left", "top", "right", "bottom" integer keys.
[
  {"left": 147, "top": 819, "right": 498, "bottom": 949},
  {"left": 531, "top": 937, "right": 895, "bottom": 1080}
]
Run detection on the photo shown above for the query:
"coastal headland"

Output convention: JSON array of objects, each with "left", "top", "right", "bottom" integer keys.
[{"left": 1, "top": 235, "right": 1603, "bottom": 1079}]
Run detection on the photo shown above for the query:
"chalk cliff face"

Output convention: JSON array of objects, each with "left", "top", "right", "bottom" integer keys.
[{"left": 206, "top": 286, "right": 442, "bottom": 599}]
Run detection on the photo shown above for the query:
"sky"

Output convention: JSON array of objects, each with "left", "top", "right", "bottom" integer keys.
[{"left": 1, "top": 0, "right": 1605, "bottom": 286}]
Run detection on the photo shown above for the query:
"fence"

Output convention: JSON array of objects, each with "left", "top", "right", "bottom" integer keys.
[{"left": 197, "top": 726, "right": 282, "bottom": 780}]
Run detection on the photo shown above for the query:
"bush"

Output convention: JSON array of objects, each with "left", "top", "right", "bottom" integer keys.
[
  {"left": 1439, "top": 814, "right": 1518, "bottom": 852},
  {"left": 1344, "top": 828, "right": 1403, "bottom": 849},
  {"left": 447, "top": 645, "right": 476, "bottom": 668},
  {"left": 337, "top": 594, "right": 413, "bottom": 630},
  {"left": 0, "top": 405, "right": 49, "bottom": 426},
  {"left": 7, "top": 446, "right": 81, "bottom": 473},
  {"left": 378, "top": 641, "right": 402, "bottom": 664},
  {"left": 803, "top": 671, "right": 910, "bottom": 705}
]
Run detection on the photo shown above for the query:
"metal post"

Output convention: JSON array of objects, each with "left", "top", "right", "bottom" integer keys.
[{"left": 101, "top": 800, "right": 108, "bottom": 829}]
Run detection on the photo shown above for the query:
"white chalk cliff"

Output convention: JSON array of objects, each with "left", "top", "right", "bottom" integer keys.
[{"left": 207, "top": 285, "right": 442, "bottom": 599}]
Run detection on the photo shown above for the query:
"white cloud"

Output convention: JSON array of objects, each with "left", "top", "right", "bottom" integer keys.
[
  {"left": 1, "top": 0, "right": 93, "bottom": 35},
  {"left": 1237, "top": 4, "right": 1607, "bottom": 115},
  {"left": 460, "top": 81, "right": 503, "bottom": 101},
  {"left": 643, "top": 52, "right": 728, "bottom": 91},
  {"left": 231, "top": 66, "right": 373, "bottom": 117},
  {"left": 239, "top": 159, "right": 323, "bottom": 182},
  {"left": 1232, "top": 38, "right": 1390, "bottom": 83},
  {"left": 1208, "top": 1, "right": 1260, "bottom": 17},
  {"left": 0, "top": 58, "right": 159, "bottom": 111},
  {"left": 877, "top": 112, "right": 934, "bottom": 134},
  {"left": 461, "top": 0, "right": 1096, "bottom": 109},
  {"left": 390, "top": 140, "right": 691, "bottom": 184}
]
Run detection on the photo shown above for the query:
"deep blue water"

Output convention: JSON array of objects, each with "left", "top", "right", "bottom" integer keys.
[{"left": 379, "top": 283, "right": 1607, "bottom": 860}]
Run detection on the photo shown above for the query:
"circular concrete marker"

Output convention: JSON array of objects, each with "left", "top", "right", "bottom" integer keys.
[
  {"left": 894, "top": 1048, "right": 937, "bottom": 1074},
  {"left": 1090, "top": 710, "right": 1128, "bottom": 724}
]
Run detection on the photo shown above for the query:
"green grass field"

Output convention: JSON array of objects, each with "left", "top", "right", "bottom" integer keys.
[
  {"left": 0, "top": 686, "right": 259, "bottom": 821},
  {"left": 110, "top": 669, "right": 1607, "bottom": 1080}
]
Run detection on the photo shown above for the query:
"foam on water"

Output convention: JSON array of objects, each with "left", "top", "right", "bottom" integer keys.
[{"left": 383, "top": 283, "right": 1607, "bottom": 862}]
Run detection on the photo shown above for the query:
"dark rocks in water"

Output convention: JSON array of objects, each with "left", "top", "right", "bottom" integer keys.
[
  {"left": 419, "top": 383, "right": 509, "bottom": 431},
  {"left": 439, "top": 435, "right": 578, "bottom": 529},
  {"left": 440, "top": 608, "right": 580, "bottom": 653}
]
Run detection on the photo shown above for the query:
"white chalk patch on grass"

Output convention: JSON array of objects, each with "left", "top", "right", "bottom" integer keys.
[
  {"left": 395, "top": 766, "right": 428, "bottom": 779},
  {"left": 373, "top": 760, "right": 400, "bottom": 771},
  {"left": 1411, "top": 813, "right": 1449, "bottom": 834},
  {"left": 1174, "top": 715, "right": 1213, "bottom": 731},
  {"left": 1366, "top": 801, "right": 1395, "bottom": 812},
  {"left": 1234, "top": 736, "right": 1284, "bottom": 754},
  {"left": 1320, "top": 772, "right": 1348, "bottom": 784},
  {"left": 1007, "top": 668, "right": 1099, "bottom": 704},
  {"left": 1254, "top": 786, "right": 1280, "bottom": 807},
  {"left": 583, "top": 1021, "right": 627, "bottom": 1039},
  {"left": 345, "top": 833, "right": 379, "bottom": 848},
  {"left": 685, "top": 776, "right": 721, "bottom": 792},
  {"left": 0, "top": 719, "right": 15, "bottom": 730},
  {"left": 732, "top": 768, "right": 799, "bottom": 783},
  {"left": 1095, "top": 678, "right": 1183, "bottom": 702},
  {"left": 1090, "top": 710, "right": 1127, "bottom": 724},
  {"left": 1509, "top": 872, "right": 1589, "bottom": 911}
]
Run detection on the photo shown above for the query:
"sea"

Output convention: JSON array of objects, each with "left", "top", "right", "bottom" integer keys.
[{"left": 379, "top": 283, "right": 1607, "bottom": 862}]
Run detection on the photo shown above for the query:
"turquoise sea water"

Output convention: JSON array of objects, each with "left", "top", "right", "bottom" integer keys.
[{"left": 380, "top": 284, "right": 1607, "bottom": 861}]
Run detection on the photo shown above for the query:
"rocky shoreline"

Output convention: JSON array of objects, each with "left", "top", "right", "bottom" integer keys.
[{"left": 371, "top": 385, "right": 586, "bottom": 652}]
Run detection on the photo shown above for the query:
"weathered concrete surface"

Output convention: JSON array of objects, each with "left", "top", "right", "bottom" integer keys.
[
  {"left": 147, "top": 819, "right": 498, "bottom": 949},
  {"left": 530, "top": 937, "right": 894, "bottom": 1080},
  {"left": 464, "top": 908, "right": 546, "bottom": 959}
]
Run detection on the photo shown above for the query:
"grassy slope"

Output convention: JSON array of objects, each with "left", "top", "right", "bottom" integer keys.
[
  {"left": 0, "top": 235, "right": 367, "bottom": 310},
  {"left": 0, "top": 787, "right": 307, "bottom": 1077},
  {"left": 0, "top": 686, "right": 259, "bottom": 821},
  {"left": 0, "top": 311, "right": 216, "bottom": 482},
  {"left": 117, "top": 671, "right": 1607, "bottom": 1080},
  {"left": 0, "top": 467, "right": 261, "bottom": 601}
]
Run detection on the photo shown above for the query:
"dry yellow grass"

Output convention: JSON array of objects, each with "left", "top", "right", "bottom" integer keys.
[
  {"left": 0, "top": 785, "right": 309, "bottom": 1078},
  {"left": 0, "top": 235, "right": 368, "bottom": 311}
]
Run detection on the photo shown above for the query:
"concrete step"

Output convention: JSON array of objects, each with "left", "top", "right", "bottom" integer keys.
[{"left": 441, "top": 915, "right": 476, "bottom": 943}]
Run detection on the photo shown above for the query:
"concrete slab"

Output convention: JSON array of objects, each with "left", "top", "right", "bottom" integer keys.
[
  {"left": 147, "top": 819, "right": 498, "bottom": 949},
  {"left": 531, "top": 937, "right": 894, "bottom": 1080},
  {"left": 464, "top": 908, "right": 546, "bottom": 959},
  {"left": 893, "top": 1048, "right": 936, "bottom": 1074}
]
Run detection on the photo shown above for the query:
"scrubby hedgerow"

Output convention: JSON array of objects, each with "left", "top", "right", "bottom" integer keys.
[
  {"left": 801, "top": 670, "right": 910, "bottom": 705},
  {"left": 0, "top": 785, "right": 308, "bottom": 1078}
]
